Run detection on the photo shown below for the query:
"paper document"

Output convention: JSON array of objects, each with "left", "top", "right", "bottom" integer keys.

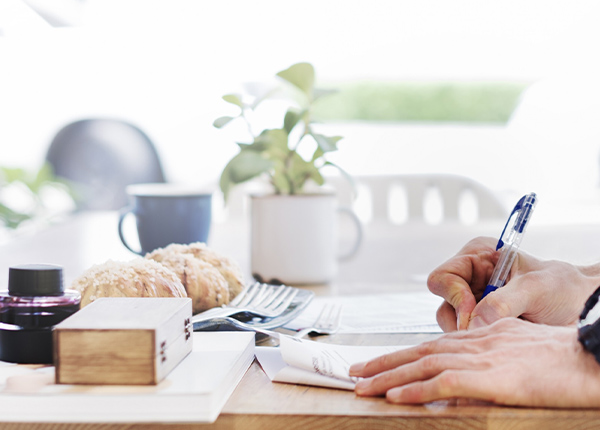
[
  {"left": 285, "top": 291, "right": 444, "bottom": 334},
  {"left": 255, "top": 335, "right": 410, "bottom": 390}
]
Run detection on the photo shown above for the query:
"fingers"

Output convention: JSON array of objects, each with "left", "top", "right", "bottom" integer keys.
[
  {"left": 436, "top": 301, "right": 459, "bottom": 332},
  {"left": 350, "top": 323, "right": 513, "bottom": 379},
  {"left": 350, "top": 318, "right": 528, "bottom": 380},
  {"left": 428, "top": 237, "right": 498, "bottom": 330},
  {"left": 436, "top": 300, "right": 480, "bottom": 331},
  {"left": 468, "top": 280, "right": 530, "bottom": 330},
  {"left": 355, "top": 353, "right": 488, "bottom": 397},
  {"left": 385, "top": 369, "right": 494, "bottom": 404},
  {"left": 350, "top": 343, "right": 426, "bottom": 378},
  {"left": 428, "top": 270, "right": 478, "bottom": 330}
]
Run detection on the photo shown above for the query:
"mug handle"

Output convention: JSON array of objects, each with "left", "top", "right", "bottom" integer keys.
[
  {"left": 337, "top": 206, "right": 363, "bottom": 261},
  {"left": 118, "top": 207, "right": 143, "bottom": 255}
]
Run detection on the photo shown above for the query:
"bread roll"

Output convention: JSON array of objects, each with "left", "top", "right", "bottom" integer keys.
[
  {"left": 146, "top": 243, "right": 244, "bottom": 299},
  {"left": 147, "top": 252, "right": 229, "bottom": 313},
  {"left": 71, "top": 259, "right": 187, "bottom": 307}
]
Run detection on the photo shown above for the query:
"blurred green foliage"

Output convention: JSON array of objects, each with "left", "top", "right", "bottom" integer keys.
[
  {"left": 312, "top": 81, "right": 528, "bottom": 123},
  {"left": 0, "top": 163, "right": 72, "bottom": 229}
]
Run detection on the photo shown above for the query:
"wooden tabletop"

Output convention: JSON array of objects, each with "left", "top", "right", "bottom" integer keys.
[{"left": 2, "top": 212, "right": 600, "bottom": 429}]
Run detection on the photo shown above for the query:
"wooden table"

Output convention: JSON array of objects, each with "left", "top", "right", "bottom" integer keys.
[{"left": 2, "top": 212, "right": 600, "bottom": 429}]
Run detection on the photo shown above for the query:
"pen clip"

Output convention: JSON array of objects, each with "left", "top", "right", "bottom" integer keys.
[{"left": 496, "top": 193, "right": 537, "bottom": 250}]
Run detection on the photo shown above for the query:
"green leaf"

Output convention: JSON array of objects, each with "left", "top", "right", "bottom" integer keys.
[
  {"left": 271, "top": 169, "right": 291, "bottom": 194},
  {"left": 0, "top": 166, "right": 28, "bottom": 183},
  {"left": 253, "top": 128, "right": 290, "bottom": 161},
  {"left": 0, "top": 163, "right": 75, "bottom": 229},
  {"left": 311, "top": 133, "right": 343, "bottom": 153},
  {"left": 286, "top": 152, "right": 317, "bottom": 193},
  {"left": 222, "top": 94, "right": 244, "bottom": 108},
  {"left": 311, "top": 147, "right": 325, "bottom": 162},
  {"left": 0, "top": 204, "right": 31, "bottom": 229},
  {"left": 237, "top": 141, "right": 268, "bottom": 152},
  {"left": 29, "top": 162, "right": 54, "bottom": 192},
  {"left": 309, "top": 167, "right": 325, "bottom": 186},
  {"left": 255, "top": 128, "right": 288, "bottom": 149},
  {"left": 325, "top": 161, "right": 357, "bottom": 199},
  {"left": 219, "top": 150, "right": 273, "bottom": 201},
  {"left": 219, "top": 166, "right": 233, "bottom": 202},
  {"left": 276, "top": 62, "right": 315, "bottom": 98},
  {"left": 230, "top": 151, "right": 273, "bottom": 183},
  {"left": 283, "top": 109, "right": 302, "bottom": 134},
  {"left": 213, "top": 116, "right": 236, "bottom": 129}
]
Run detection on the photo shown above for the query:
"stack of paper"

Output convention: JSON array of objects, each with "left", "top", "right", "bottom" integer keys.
[
  {"left": 0, "top": 332, "right": 254, "bottom": 423},
  {"left": 256, "top": 335, "right": 410, "bottom": 390}
]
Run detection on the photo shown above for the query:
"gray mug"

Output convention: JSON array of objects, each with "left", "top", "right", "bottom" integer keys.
[{"left": 118, "top": 183, "right": 213, "bottom": 255}]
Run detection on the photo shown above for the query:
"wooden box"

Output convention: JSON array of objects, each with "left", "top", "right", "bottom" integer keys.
[{"left": 53, "top": 297, "right": 193, "bottom": 385}]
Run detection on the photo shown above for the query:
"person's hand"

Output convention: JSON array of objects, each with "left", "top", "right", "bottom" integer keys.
[
  {"left": 427, "top": 237, "right": 600, "bottom": 331},
  {"left": 350, "top": 318, "right": 600, "bottom": 407}
]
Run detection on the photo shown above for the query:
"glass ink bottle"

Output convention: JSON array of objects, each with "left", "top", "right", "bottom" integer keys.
[{"left": 0, "top": 264, "right": 81, "bottom": 364}]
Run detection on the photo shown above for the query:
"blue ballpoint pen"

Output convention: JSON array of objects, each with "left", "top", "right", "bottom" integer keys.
[{"left": 481, "top": 193, "right": 538, "bottom": 299}]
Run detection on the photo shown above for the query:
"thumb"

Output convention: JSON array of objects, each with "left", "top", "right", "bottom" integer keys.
[{"left": 468, "top": 288, "right": 528, "bottom": 329}]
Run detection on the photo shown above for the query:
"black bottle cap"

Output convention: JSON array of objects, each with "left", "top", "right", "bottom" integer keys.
[{"left": 8, "top": 264, "right": 64, "bottom": 296}]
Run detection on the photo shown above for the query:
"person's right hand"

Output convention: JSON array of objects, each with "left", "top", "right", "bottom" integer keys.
[{"left": 427, "top": 237, "right": 600, "bottom": 331}]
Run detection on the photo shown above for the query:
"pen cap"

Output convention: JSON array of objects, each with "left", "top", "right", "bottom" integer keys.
[
  {"left": 515, "top": 193, "right": 537, "bottom": 233},
  {"left": 496, "top": 192, "right": 537, "bottom": 250}
]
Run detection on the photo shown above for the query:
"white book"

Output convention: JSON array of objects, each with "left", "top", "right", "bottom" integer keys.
[
  {"left": 256, "top": 335, "right": 410, "bottom": 391},
  {"left": 0, "top": 332, "right": 254, "bottom": 423}
]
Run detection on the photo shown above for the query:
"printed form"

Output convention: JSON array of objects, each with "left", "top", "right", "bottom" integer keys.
[{"left": 284, "top": 291, "right": 444, "bottom": 334}]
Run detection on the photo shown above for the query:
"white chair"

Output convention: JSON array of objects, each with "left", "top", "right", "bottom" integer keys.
[
  {"left": 217, "top": 173, "right": 507, "bottom": 225},
  {"left": 326, "top": 174, "right": 507, "bottom": 226}
]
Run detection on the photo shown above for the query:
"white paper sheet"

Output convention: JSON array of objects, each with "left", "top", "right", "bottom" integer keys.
[
  {"left": 255, "top": 335, "right": 410, "bottom": 390},
  {"left": 284, "top": 291, "right": 444, "bottom": 334}
]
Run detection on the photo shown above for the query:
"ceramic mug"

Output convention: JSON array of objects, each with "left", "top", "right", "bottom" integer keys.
[
  {"left": 118, "top": 183, "right": 213, "bottom": 255},
  {"left": 250, "top": 193, "right": 362, "bottom": 285}
]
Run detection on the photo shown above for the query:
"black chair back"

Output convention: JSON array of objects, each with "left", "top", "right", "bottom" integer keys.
[{"left": 46, "top": 119, "right": 166, "bottom": 210}]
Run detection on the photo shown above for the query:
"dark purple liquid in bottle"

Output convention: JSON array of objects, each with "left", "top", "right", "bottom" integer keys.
[
  {"left": 0, "top": 264, "right": 81, "bottom": 364},
  {"left": 0, "top": 292, "right": 81, "bottom": 327}
]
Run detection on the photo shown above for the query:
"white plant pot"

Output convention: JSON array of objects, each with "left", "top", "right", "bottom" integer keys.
[{"left": 250, "top": 193, "right": 362, "bottom": 285}]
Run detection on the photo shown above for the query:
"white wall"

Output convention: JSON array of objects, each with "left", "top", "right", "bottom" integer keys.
[{"left": 1, "top": 0, "right": 600, "bottom": 223}]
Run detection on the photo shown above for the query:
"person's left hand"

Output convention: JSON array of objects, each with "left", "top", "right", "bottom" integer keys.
[{"left": 349, "top": 318, "right": 600, "bottom": 407}]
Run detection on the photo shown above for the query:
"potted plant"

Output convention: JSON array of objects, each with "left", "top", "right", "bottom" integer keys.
[
  {"left": 214, "top": 62, "right": 361, "bottom": 285},
  {"left": 215, "top": 62, "right": 348, "bottom": 199}
]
